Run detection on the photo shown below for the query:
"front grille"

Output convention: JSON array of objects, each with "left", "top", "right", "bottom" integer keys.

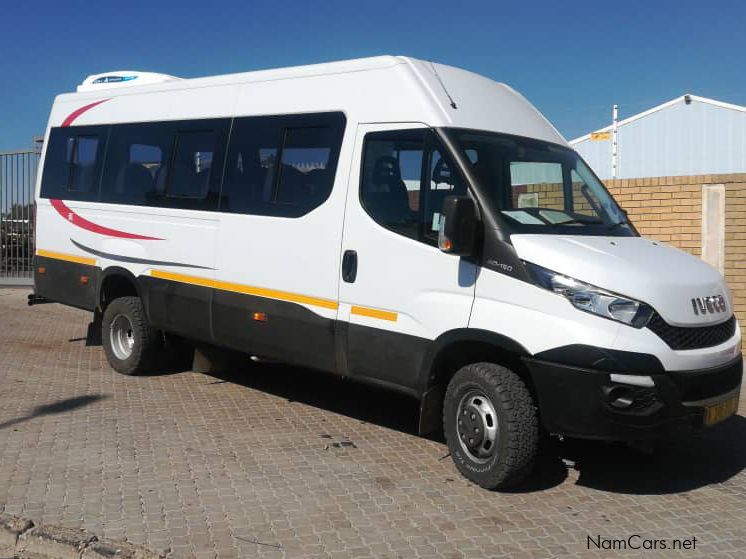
[{"left": 646, "top": 313, "right": 737, "bottom": 350}]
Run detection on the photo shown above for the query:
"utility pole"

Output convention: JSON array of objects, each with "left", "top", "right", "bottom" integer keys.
[{"left": 611, "top": 104, "right": 619, "bottom": 179}]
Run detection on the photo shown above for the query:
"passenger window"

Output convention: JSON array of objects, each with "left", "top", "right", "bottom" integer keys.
[
  {"left": 130, "top": 144, "right": 163, "bottom": 179},
  {"left": 275, "top": 127, "right": 334, "bottom": 211},
  {"left": 100, "top": 119, "right": 228, "bottom": 209},
  {"left": 168, "top": 130, "right": 216, "bottom": 199},
  {"left": 220, "top": 112, "right": 345, "bottom": 217},
  {"left": 361, "top": 130, "right": 465, "bottom": 244},
  {"left": 40, "top": 127, "right": 105, "bottom": 201},
  {"left": 100, "top": 122, "right": 173, "bottom": 206},
  {"left": 221, "top": 123, "right": 283, "bottom": 213},
  {"left": 67, "top": 136, "right": 99, "bottom": 193}
]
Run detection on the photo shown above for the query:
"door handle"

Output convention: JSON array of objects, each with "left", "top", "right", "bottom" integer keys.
[{"left": 342, "top": 250, "right": 357, "bottom": 283}]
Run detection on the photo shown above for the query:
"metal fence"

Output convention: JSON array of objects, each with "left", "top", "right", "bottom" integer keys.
[{"left": 1, "top": 149, "right": 39, "bottom": 283}]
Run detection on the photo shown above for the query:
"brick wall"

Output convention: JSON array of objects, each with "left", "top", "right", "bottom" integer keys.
[
  {"left": 513, "top": 182, "right": 594, "bottom": 213},
  {"left": 605, "top": 173, "right": 746, "bottom": 344}
]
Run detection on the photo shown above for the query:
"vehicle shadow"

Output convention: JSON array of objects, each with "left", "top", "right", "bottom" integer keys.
[
  {"left": 207, "top": 359, "right": 421, "bottom": 435},
  {"left": 0, "top": 394, "right": 108, "bottom": 431},
  {"left": 180, "top": 356, "right": 746, "bottom": 495},
  {"left": 563, "top": 415, "right": 746, "bottom": 494}
]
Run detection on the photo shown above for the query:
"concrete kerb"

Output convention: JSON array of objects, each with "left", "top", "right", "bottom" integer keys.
[{"left": 0, "top": 512, "right": 163, "bottom": 559}]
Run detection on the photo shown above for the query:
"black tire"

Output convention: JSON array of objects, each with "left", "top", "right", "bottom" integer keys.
[
  {"left": 101, "top": 296, "right": 159, "bottom": 375},
  {"left": 443, "top": 362, "right": 538, "bottom": 489}
]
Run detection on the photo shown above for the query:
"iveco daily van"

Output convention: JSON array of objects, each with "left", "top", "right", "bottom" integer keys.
[{"left": 31, "top": 57, "right": 742, "bottom": 488}]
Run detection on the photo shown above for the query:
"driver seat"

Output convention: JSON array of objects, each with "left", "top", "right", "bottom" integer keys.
[{"left": 365, "top": 156, "right": 414, "bottom": 223}]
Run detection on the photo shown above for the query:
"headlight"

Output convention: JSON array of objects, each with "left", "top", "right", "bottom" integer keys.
[{"left": 526, "top": 262, "right": 653, "bottom": 328}]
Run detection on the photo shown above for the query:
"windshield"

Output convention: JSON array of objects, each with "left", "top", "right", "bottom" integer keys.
[{"left": 448, "top": 129, "right": 635, "bottom": 236}]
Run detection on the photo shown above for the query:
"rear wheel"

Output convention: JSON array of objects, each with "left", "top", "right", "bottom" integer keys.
[
  {"left": 102, "top": 296, "right": 159, "bottom": 375},
  {"left": 444, "top": 362, "right": 538, "bottom": 489}
]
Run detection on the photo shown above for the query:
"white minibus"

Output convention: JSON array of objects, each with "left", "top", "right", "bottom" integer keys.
[{"left": 31, "top": 57, "right": 742, "bottom": 488}]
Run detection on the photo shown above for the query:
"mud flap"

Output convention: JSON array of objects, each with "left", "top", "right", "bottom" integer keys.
[{"left": 418, "top": 384, "right": 446, "bottom": 436}]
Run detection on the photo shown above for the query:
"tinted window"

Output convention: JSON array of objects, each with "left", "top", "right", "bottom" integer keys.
[
  {"left": 130, "top": 144, "right": 163, "bottom": 173},
  {"left": 99, "top": 119, "right": 229, "bottom": 209},
  {"left": 100, "top": 122, "right": 173, "bottom": 206},
  {"left": 221, "top": 123, "right": 282, "bottom": 213},
  {"left": 168, "top": 130, "right": 216, "bottom": 199},
  {"left": 68, "top": 136, "right": 99, "bottom": 192},
  {"left": 275, "top": 127, "right": 335, "bottom": 212},
  {"left": 40, "top": 126, "right": 106, "bottom": 201},
  {"left": 221, "top": 112, "right": 345, "bottom": 217},
  {"left": 361, "top": 130, "right": 465, "bottom": 244}
]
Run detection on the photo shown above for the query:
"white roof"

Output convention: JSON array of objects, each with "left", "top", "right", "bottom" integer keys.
[
  {"left": 50, "top": 56, "right": 567, "bottom": 146},
  {"left": 569, "top": 94, "right": 746, "bottom": 145}
]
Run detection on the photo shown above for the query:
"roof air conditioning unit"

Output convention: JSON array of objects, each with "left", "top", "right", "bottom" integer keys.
[{"left": 77, "top": 71, "right": 182, "bottom": 92}]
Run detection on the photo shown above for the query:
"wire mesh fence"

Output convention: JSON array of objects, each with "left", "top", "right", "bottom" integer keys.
[{"left": 1, "top": 149, "right": 39, "bottom": 282}]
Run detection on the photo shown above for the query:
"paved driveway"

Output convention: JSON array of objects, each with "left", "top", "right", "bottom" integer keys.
[{"left": 0, "top": 287, "right": 745, "bottom": 558}]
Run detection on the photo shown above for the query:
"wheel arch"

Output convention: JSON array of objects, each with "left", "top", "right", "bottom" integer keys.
[
  {"left": 417, "top": 329, "right": 533, "bottom": 436},
  {"left": 97, "top": 267, "right": 143, "bottom": 312}
]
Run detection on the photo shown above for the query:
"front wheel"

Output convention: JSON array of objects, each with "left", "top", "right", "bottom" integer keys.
[
  {"left": 102, "top": 296, "right": 159, "bottom": 375},
  {"left": 443, "top": 362, "right": 538, "bottom": 489}
]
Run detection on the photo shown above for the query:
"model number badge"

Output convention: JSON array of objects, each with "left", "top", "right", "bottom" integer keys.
[
  {"left": 487, "top": 259, "right": 513, "bottom": 272},
  {"left": 691, "top": 295, "right": 727, "bottom": 315}
]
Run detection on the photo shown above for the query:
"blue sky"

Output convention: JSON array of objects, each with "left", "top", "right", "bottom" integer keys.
[{"left": 1, "top": 0, "right": 745, "bottom": 151}]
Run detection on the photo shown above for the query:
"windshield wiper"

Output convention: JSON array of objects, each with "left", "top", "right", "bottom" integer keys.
[
  {"left": 556, "top": 217, "right": 604, "bottom": 225},
  {"left": 606, "top": 221, "right": 630, "bottom": 233}
]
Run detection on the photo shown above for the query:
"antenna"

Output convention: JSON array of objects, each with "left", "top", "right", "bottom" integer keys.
[
  {"left": 611, "top": 104, "right": 619, "bottom": 179},
  {"left": 429, "top": 61, "right": 457, "bottom": 109}
]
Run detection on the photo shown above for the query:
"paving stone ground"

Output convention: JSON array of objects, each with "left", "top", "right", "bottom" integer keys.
[{"left": 0, "top": 287, "right": 745, "bottom": 558}]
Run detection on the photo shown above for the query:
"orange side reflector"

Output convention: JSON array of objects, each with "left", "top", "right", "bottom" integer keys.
[
  {"left": 252, "top": 312, "right": 268, "bottom": 323},
  {"left": 80, "top": 275, "right": 89, "bottom": 285},
  {"left": 38, "top": 267, "right": 46, "bottom": 274}
]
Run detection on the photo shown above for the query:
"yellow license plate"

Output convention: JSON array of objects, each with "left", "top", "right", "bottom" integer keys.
[{"left": 704, "top": 396, "right": 739, "bottom": 426}]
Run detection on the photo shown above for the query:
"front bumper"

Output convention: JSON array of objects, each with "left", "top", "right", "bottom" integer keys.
[{"left": 524, "top": 354, "right": 742, "bottom": 441}]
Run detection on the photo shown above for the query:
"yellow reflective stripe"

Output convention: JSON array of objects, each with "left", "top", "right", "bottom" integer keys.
[
  {"left": 36, "top": 249, "right": 96, "bottom": 266},
  {"left": 350, "top": 305, "right": 398, "bottom": 322},
  {"left": 150, "top": 270, "right": 397, "bottom": 320},
  {"left": 151, "top": 269, "right": 214, "bottom": 289},
  {"left": 150, "top": 269, "right": 339, "bottom": 310}
]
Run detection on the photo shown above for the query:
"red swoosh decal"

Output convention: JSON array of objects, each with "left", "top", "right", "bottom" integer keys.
[
  {"left": 50, "top": 199, "right": 163, "bottom": 240},
  {"left": 61, "top": 99, "right": 110, "bottom": 127}
]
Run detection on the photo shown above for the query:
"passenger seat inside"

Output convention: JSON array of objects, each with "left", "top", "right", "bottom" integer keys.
[{"left": 364, "top": 155, "right": 416, "bottom": 226}]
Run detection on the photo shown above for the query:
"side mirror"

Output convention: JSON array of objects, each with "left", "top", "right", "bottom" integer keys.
[{"left": 438, "top": 196, "right": 477, "bottom": 256}]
